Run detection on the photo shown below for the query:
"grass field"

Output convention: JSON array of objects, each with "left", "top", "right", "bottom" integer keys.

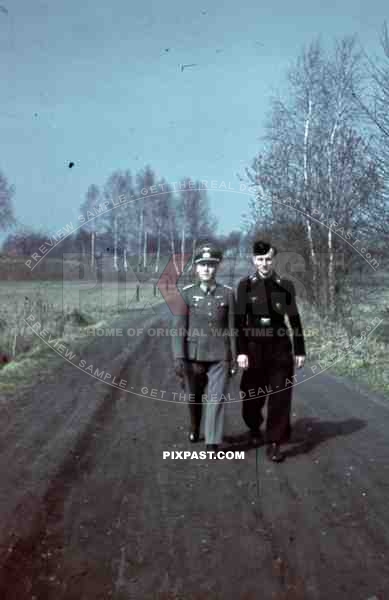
[
  {"left": 298, "top": 286, "right": 389, "bottom": 395},
  {"left": 0, "top": 255, "right": 388, "bottom": 398},
  {"left": 0, "top": 279, "right": 164, "bottom": 368},
  {"left": 0, "top": 277, "right": 169, "bottom": 393}
]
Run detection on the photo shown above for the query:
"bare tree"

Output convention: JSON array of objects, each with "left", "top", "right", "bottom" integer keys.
[
  {"left": 102, "top": 170, "right": 134, "bottom": 271},
  {"left": 186, "top": 183, "right": 216, "bottom": 267},
  {"left": 176, "top": 179, "right": 216, "bottom": 271},
  {"left": 2, "top": 227, "right": 49, "bottom": 256},
  {"left": 0, "top": 169, "right": 16, "bottom": 232},
  {"left": 167, "top": 193, "right": 180, "bottom": 276},
  {"left": 177, "top": 179, "right": 191, "bottom": 272},
  {"left": 150, "top": 178, "right": 170, "bottom": 274},
  {"left": 134, "top": 166, "right": 156, "bottom": 272},
  {"left": 244, "top": 36, "right": 381, "bottom": 317},
  {"left": 79, "top": 184, "right": 104, "bottom": 267},
  {"left": 353, "top": 21, "right": 389, "bottom": 240}
]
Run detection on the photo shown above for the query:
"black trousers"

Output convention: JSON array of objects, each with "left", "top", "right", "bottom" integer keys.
[{"left": 240, "top": 335, "right": 294, "bottom": 444}]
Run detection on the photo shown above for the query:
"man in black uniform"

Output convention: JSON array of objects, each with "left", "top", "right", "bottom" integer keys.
[
  {"left": 172, "top": 245, "right": 237, "bottom": 452},
  {"left": 236, "top": 240, "right": 306, "bottom": 462}
]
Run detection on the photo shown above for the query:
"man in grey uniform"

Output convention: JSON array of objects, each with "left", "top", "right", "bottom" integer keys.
[{"left": 172, "top": 245, "right": 237, "bottom": 452}]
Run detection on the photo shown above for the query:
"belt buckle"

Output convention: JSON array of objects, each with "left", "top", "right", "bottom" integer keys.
[{"left": 260, "top": 317, "right": 271, "bottom": 326}]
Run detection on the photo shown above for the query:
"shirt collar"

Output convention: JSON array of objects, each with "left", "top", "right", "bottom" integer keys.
[
  {"left": 251, "top": 270, "right": 277, "bottom": 283},
  {"left": 200, "top": 282, "right": 217, "bottom": 295},
  {"left": 257, "top": 269, "right": 273, "bottom": 280}
]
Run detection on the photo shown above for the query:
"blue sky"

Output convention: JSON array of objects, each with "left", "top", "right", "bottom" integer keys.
[{"left": 0, "top": 0, "right": 388, "bottom": 241}]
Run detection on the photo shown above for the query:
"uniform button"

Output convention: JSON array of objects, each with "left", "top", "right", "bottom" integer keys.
[
  {"left": 208, "top": 312, "right": 212, "bottom": 316},
  {"left": 208, "top": 302, "right": 211, "bottom": 306}
]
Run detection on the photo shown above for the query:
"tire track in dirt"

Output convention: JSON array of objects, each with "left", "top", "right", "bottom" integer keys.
[{"left": 0, "top": 371, "right": 127, "bottom": 598}]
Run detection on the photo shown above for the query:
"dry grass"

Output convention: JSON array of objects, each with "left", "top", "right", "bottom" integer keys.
[
  {"left": 299, "top": 292, "right": 389, "bottom": 395},
  {"left": 0, "top": 279, "right": 165, "bottom": 393},
  {"left": 0, "top": 280, "right": 164, "bottom": 367}
]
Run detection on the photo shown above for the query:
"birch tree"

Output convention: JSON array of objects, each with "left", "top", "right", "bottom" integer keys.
[
  {"left": 135, "top": 165, "right": 156, "bottom": 271},
  {"left": 102, "top": 170, "right": 133, "bottom": 270},
  {"left": 354, "top": 21, "right": 389, "bottom": 241},
  {"left": 150, "top": 178, "right": 170, "bottom": 273},
  {"left": 245, "top": 36, "right": 381, "bottom": 316}
]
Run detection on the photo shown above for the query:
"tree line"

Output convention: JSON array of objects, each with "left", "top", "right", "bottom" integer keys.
[{"left": 0, "top": 166, "right": 242, "bottom": 275}]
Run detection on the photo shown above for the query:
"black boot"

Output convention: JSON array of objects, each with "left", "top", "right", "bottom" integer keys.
[
  {"left": 205, "top": 444, "right": 219, "bottom": 452},
  {"left": 188, "top": 431, "right": 199, "bottom": 443},
  {"left": 188, "top": 401, "right": 202, "bottom": 443},
  {"left": 266, "top": 443, "right": 284, "bottom": 463}
]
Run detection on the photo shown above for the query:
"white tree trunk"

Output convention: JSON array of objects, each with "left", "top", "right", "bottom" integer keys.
[
  {"left": 180, "top": 225, "right": 185, "bottom": 273},
  {"left": 192, "top": 238, "right": 197, "bottom": 267},
  {"left": 138, "top": 208, "right": 143, "bottom": 270},
  {"left": 303, "top": 95, "right": 318, "bottom": 302},
  {"left": 143, "top": 230, "right": 148, "bottom": 269},
  {"left": 170, "top": 237, "right": 179, "bottom": 275},
  {"left": 155, "top": 225, "right": 161, "bottom": 273},
  {"left": 113, "top": 216, "right": 119, "bottom": 271},
  {"left": 90, "top": 231, "right": 95, "bottom": 268},
  {"left": 123, "top": 247, "right": 128, "bottom": 271},
  {"left": 168, "top": 210, "right": 180, "bottom": 275},
  {"left": 305, "top": 217, "right": 318, "bottom": 284},
  {"left": 327, "top": 120, "right": 339, "bottom": 313}
]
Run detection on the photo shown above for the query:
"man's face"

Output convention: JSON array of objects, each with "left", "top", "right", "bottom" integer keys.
[
  {"left": 252, "top": 250, "right": 274, "bottom": 276},
  {"left": 196, "top": 261, "right": 218, "bottom": 282}
]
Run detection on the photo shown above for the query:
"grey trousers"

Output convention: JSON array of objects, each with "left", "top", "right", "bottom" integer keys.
[{"left": 183, "top": 360, "right": 230, "bottom": 444}]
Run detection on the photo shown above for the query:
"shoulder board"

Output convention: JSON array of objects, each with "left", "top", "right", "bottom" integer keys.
[
  {"left": 273, "top": 273, "right": 289, "bottom": 283},
  {"left": 269, "top": 271, "right": 282, "bottom": 285},
  {"left": 223, "top": 284, "right": 233, "bottom": 290},
  {"left": 238, "top": 276, "right": 250, "bottom": 289},
  {"left": 239, "top": 275, "right": 250, "bottom": 284},
  {"left": 183, "top": 283, "right": 195, "bottom": 290},
  {"left": 280, "top": 277, "right": 294, "bottom": 288}
]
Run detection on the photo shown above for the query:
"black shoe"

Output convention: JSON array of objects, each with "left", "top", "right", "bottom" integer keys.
[
  {"left": 188, "top": 431, "right": 199, "bottom": 443},
  {"left": 266, "top": 443, "right": 284, "bottom": 463},
  {"left": 205, "top": 444, "right": 219, "bottom": 452}
]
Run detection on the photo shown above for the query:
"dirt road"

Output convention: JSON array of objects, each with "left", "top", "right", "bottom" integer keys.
[{"left": 1, "top": 304, "right": 389, "bottom": 599}]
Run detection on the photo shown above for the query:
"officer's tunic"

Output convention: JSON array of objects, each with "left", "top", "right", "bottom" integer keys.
[
  {"left": 172, "top": 281, "right": 237, "bottom": 444},
  {"left": 236, "top": 271, "right": 305, "bottom": 444}
]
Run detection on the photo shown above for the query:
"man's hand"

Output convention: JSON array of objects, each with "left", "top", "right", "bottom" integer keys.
[
  {"left": 228, "top": 360, "right": 237, "bottom": 377},
  {"left": 237, "top": 354, "right": 249, "bottom": 369},
  {"left": 192, "top": 362, "right": 206, "bottom": 376},
  {"left": 174, "top": 358, "right": 185, "bottom": 379},
  {"left": 295, "top": 355, "right": 305, "bottom": 368}
]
